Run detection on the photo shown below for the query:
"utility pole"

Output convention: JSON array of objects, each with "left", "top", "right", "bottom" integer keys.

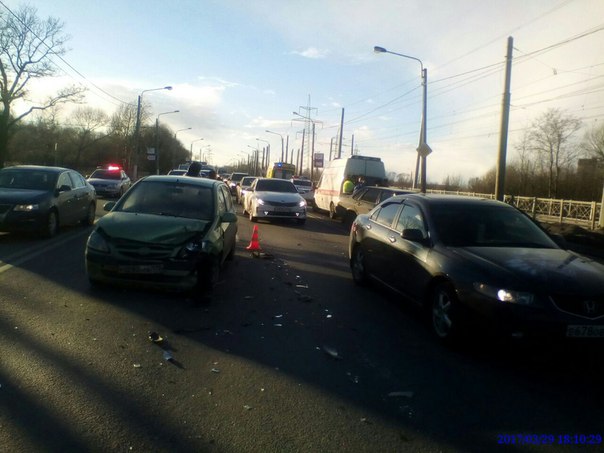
[
  {"left": 337, "top": 108, "right": 345, "bottom": 158},
  {"left": 495, "top": 36, "right": 513, "bottom": 201}
]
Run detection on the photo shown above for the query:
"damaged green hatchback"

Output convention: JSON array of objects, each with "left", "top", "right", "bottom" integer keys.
[{"left": 85, "top": 175, "right": 237, "bottom": 294}]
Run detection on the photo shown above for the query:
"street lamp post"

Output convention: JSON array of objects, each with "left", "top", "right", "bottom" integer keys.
[
  {"left": 247, "top": 144, "right": 260, "bottom": 175},
  {"left": 293, "top": 112, "right": 322, "bottom": 180},
  {"left": 155, "top": 110, "right": 179, "bottom": 174},
  {"left": 256, "top": 138, "right": 270, "bottom": 172},
  {"left": 190, "top": 138, "right": 204, "bottom": 162},
  {"left": 265, "top": 130, "right": 284, "bottom": 162},
  {"left": 133, "top": 85, "right": 172, "bottom": 179},
  {"left": 374, "top": 46, "right": 431, "bottom": 193},
  {"left": 174, "top": 127, "right": 191, "bottom": 139}
]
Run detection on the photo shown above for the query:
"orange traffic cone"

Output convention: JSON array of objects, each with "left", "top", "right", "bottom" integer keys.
[{"left": 246, "top": 225, "right": 261, "bottom": 253}]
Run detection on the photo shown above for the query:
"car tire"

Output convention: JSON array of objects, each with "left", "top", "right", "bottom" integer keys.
[
  {"left": 226, "top": 243, "right": 235, "bottom": 261},
  {"left": 431, "top": 282, "right": 463, "bottom": 344},
  {"left": 82, "top": 202, "right": 96, "bottom": 226},
  {"left": 343, "top": 211, "right": 356, "bottom": 228},
  {"left": 43, "top": 210, "right": 59, "bottom": 238},
  {"left": 199, "top": 257, "right": 220, "bottom": 292},
  {"left": 350, "top": 245, "right": 368, "bottom": 286},
  {"left": 329, "top": 202, "right": 338, "bottom": 220}
]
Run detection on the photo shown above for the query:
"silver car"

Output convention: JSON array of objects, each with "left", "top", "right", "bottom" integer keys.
[{"left": 244, "top": 177, "right": 307, "bottom": 225}]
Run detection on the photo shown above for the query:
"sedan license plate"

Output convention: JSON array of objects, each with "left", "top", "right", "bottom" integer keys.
[
  {"left": 566, "top": 325, "right": 604, "bottom": 338},
  {"left": 118, "top": 264, "right": 163, "bottom": 274},
  {"left": 273, "top": 206, "right": 290, "bottom": 212}
]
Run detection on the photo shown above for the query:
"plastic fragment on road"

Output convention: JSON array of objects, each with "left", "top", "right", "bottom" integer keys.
[
  {"left": 244, "top": 296, "right": 254, "bottom": 300},
  {"left": 148, "top": 331, "right": 164, "bottom": 343},
  {"left": 399, "top": 405, "right": 415, "bottom": 419},
  {"left": 211, "top": 368, "right": 221, "bottom": 373},
  {"left": 243, "top": 405, "right": 253, "bottom": 411},
  {"left": 133, "top": 363, "right": 141, "bottom": 368},
  {"left": 163, "top": 350, "right": 173, "bottom": 361},
  {"left": 295, "top": 284, "right": 309, "bottom": 288},
  {"left": 323, "top": 345, "right": 342, "bottom": 360},
  {"left": 388, "top": 390, "right": 412, "bottom": 398}
]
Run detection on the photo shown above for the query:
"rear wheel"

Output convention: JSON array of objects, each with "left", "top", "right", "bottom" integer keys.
[
  {"left": 350, "top": 245, "right": 368, "bottom": 285},
  {"left": 329, "top": 202, "right": 337, "bottom": 219},
  {"left": 82, "top": 202, "right": 96, "bottom": 226}
]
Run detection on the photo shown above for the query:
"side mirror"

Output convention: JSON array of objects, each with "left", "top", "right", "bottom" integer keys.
[
  {"left": 549, "top": 233, "right": 568, "bottom": 249},
  {"left": 401, "top": 228, "right": 425, "bottom": 243},
  {"left": 221, "top": 211, "right": 238, "bottom": 223},
  {"left": 103, "top": 201, "right": 116, "bottom": 212}
]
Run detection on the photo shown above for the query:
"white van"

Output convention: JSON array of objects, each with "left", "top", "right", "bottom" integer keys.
[{"left": 314, "top": 155, "right": 387, "bottom": 218}]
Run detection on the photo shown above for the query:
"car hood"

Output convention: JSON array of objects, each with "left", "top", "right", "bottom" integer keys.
[
  {"left": 255, "top": 191, "right": 303, "bottom": 202},
  {"left": 0, "top": 188, "right": 49, "bottom": 204},
  {"left": 96, "top": 212, "right": 210, "bottom": 244},
  {"left": 453, "top": 246, "right": 604, "bottom": 293}
]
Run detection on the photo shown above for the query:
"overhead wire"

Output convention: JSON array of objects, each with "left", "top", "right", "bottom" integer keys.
[{"left": 0, "top": 0, "right": 133, "bottom": 107}]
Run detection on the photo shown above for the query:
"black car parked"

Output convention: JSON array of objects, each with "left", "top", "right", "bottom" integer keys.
[
  {"left": 349, "top": 194, "right": 604, "bottom": 343},
  {"left": 0, "top": 165, "right": 97, "bottom": 238}
]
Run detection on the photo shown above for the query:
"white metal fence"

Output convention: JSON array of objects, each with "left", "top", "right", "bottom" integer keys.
[{"left": 426, "top": 190, "right": 603, "bottom": 230}]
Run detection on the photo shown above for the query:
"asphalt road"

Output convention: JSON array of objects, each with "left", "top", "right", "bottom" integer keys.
[{"left": 0, "top": 203, "right": 603, "bottom": 452}]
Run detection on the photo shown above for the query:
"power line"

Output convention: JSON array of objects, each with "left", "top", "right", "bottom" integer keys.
[{"left": 0, "top": 1, "right": 132, "bottom": 107}]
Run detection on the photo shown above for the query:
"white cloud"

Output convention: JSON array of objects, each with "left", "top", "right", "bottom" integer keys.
[{"left": 291, "top": 47, "right": 330, "bottom": 59}]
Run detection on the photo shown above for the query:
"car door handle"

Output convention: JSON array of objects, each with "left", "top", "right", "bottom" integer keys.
[{"left": 388, "top": 235, "right": 397, "bottom": 243}]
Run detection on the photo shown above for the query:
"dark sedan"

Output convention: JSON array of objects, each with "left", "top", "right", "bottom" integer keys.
[
  {"left": 336, "top": 186, "right": 413, "bottom": 226},
  {"left": 349, "top": 194, "right": 604, "bottom": 343},
  {"left": 0, "top": 165, "right": 96, "bottom": 238},
  {"left": 85, "top": 175, "right": 237, "bottom": 296}
]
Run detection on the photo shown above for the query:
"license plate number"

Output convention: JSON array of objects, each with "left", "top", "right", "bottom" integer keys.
[
  {"left": 566, "top": 325, "right": 604, "bottom": 338},
  {"left": 118, "top": 264, "right": 163, "bottom": 274},
  {"left": 273, "top": 207, "right": 290, "bottom": 212}
]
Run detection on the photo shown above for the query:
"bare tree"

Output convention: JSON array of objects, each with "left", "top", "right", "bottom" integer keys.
[
  {"left": 69, "top": 107, "right": 109, "bottom": 166},
  {"left": 0, "top": 5, "right": 86, "bottom": 167},
  {"left": 527, "top": 108, "right": 581, "bottom": 198},
  {"left": 109, "top": 103, "right": 139, "bottom": 171},
  {"left": 581, "top": 123, "right": 604, "bottom": 161}
]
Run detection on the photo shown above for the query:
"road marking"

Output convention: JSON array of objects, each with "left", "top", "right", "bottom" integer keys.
[{"left": 0, "top": 228, "right": 91, "bottom": 275}]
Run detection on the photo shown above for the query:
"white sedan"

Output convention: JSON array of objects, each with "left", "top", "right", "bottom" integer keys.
[{"left": 243, "top": 177, "right": 307, "bottom": 225}]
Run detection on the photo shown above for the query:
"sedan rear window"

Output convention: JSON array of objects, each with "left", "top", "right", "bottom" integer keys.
[{"left": 118, "top": 181, "right": 214, "bottom": 220}]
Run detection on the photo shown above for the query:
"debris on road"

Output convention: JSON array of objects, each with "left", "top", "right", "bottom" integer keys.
[
  {"left": 148, "top": 331, "right": 164, "bottom": 343},
  {"left": 211, "top": 368, "right": 221, "bottom": 373},
  {"left": 323, "top": 345, "right": 342, "bottom": 360},
  {"left": 388, "top": 391, "right": 414, "bottom": 398}
]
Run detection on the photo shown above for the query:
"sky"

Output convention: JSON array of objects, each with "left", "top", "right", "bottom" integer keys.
[{"left": 3, "top": 0, "right": 604, "bottom": 183}]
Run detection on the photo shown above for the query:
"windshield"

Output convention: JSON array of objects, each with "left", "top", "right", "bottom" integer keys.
[
  {"left": 0, "top": 169, "right": 57, "bottom": 191},
  {"left": 116, "top": 181, "right": 214, "bottom": 220},
  {"left": 255, "top": 179, "right": 298, "bottom": 193},
  {"left": 241, "top": 177, "right": 256, "bottom": 186},
  {"left": 293, "top": 180, "right": 312, "bottom": 187},
  {"left": 90, "top": 169, "right": 121, "bottom": 180},
  {"left": 431, "top": 203, "right": 558, "bottom": 248}
]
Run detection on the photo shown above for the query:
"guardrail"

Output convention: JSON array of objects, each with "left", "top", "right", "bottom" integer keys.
[{"left": 426, "top": 190, "right": 603, "bottom": 230}]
